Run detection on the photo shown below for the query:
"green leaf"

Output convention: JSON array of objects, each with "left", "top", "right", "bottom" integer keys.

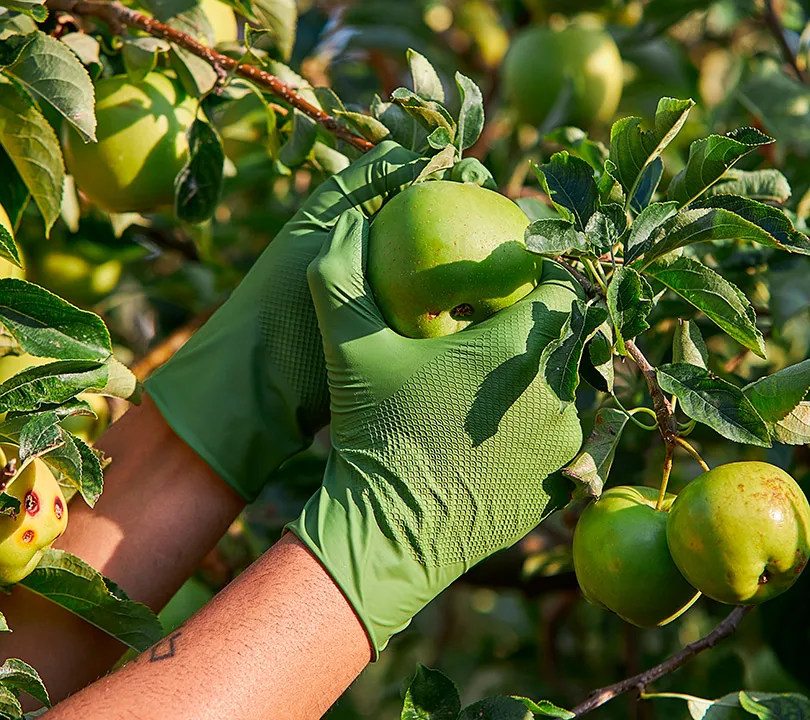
[
  {"left": 643, "top": 0, "right": 712, "bottom": 34},
  {"left": 581, "top": 322, "right": 614, "bottom": 393},
  {"left": 531, "top": 152, "right": 598, "bottom": 229},
  {"left": 311, "top": 141, "right": 349, "bottom": 175},
  {"left": 743, "top": 360, "right": 810, "bottom": 424},
  {"left": 278, "top": 110, "right": 317, "bottom": 168},
  {"left": 169, "top": 45, "right": 217, "bottom": 96},
  {"left": 596, "top": 159, "right": 625, "bottom": 206},
  {"left": 525, "top": 219, "right": 589, "bottom": 257},
  {"left": 545, "top": 126, "right": 608, "bottom": 172},
  {"left": 174, "top": 118, "right": 224, "bottom": 224},
  {"left": 122, "top": 37, "right": 170, "bottom": 83},
  {"left": 540, "top": 299, "right": 607, "bottom": 410},
  {"left": 0, "top": 613, "right": 7, "bottom": 632},
  {"left": 0, "top": 685, "right": 21, "bottom": 720},
  {"left": 606, "top": 266, "right": 653, "bottom": 354},
  {"left": 673, "top": 320, "right": 708, "bottom": 369},
  {"left": 59, "top": 32, "right": 101, "bottom": 73},
  {"left": 454, "top": 72, "right": 483, "bottom": 151},
  {"left": 0, "top": 148, "right": 29, "bottom": 230},
  {"left": 0, "top": 279, "right": 112, "bottom": 360},
  {"left": 401, "top": 665, "right": 460, "bottom": 720},
  {"left": 371, "top": 94, "right": 423, "bottom": 151},
  {"left": 739, "top": 692, "right": 810, "bottom": 718},
  {"left": 693, "top": 195, "right": 810, "bottom": 255},
  {"left": 449, "top": 158, "right": 495, "bottom": 189},
  {"left": 643, "top": 255, "right": 765, "bottom": 357},
  {"left": 706, "top": 168, "right": 791, "bottom": 204},
  {"left": 6, "top": 30, "right": 96, "bottom": 142},
  {"left": 562, "top": 407, "right": 628, "bottom": 499},
  {"left": 656, "top": 363, "right": 771, "bottom": 446},
  {"left": 414, "top": 144, "right": 456, "bottom": 183},
  {"left": 391, "top": 87, "right": 456, "bottom": 139},
  {"left": 623, "top": 201, "right": 679, "bottom": 264},
  {"left": 459, "top": 697, "right": 534, "bottom": 720},
  {"left": 667, "top": 128, "right": 774, "bottom": 206},
  {"left": 407, "top": 48, "right": 444, "bottom": 103},
  {"left": 336, "top": 111, "right": 390, "bottom": 143},
  {"left": 584, "top": 204, "right": 625, "bottom": 255},
  {"left": 35, "top": 430, "right": 83, "bottom": 499},
  {"left": 630, "top": 158, "right": 664, "bottom": 213},
  {"left": 609, "top": 96, "right": 694, "bottom": 203},
  {"left": 0, "top": 223, "right": 20, "bottom": 268},
  {"left": 0, "top": 359, "right": 104, "bottom": 412},
  {"left": 0, "top": 0, "right": 46, "bottom": 21},
  {"left": 71, "top": 433, "right": 103, "bottom": 505},
  {"left": 249, "top": 0, "right": 297, "bottom": 61},
  {"left": 0, "top": 33, "right": 35, "bottom": 68},
  {"left": 0, "top": 659, "right": 49, "bottom": 709},
  {"left": 21, "top": 549, "right": 162, "bottom": 652},
  {"left": 640, "top": 205, "right": 810, "bottom": 268},
  {"left": 18, "top": 411, "right": 63, "bottom": 466},
  {"left": 515, "top": 697, "right": 575, "bottom": 719},
  {"left": 0, "top": 76, "right": 64, "bottom": 235},
  {"left": 772, "top": 402, "right": 810, "bottom": 445},
  {"left": 427, "top": 126, "right": 453, "bottom": 150}
]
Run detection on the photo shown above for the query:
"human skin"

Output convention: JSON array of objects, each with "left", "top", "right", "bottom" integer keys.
[{"left": 0, "top": 396, "right": 371, "bottom": 717}]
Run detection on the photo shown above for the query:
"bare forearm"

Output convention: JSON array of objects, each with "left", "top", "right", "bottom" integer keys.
[
  {"left": 46, "top": 533, "right": 372, "bottom": 720},
  {"left": 0, "top": 395, "right": 245, "bottom": 704}
]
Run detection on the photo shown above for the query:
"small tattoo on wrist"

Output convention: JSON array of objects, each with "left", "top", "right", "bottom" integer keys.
[{"left": 148, "top": 631, "right": 182, "bottom": 662}]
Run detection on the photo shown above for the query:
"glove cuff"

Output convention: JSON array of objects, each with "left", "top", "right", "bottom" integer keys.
[{"left": 285, "top": 459, "right": 463, "bottom": 656}]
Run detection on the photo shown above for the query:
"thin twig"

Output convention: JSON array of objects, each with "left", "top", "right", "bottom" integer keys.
[
  {"left": 557, "top": 259, "right": 596, "bottom": 297},
  {"left": 45, "top": 0, "right": 375, "bottom": 152},
  {"left": 763, "top": 0, "right": 808, "bottom": 84},
  {"left": 624, "top": 340, "right": 678, "bottom": 442},
  {"left": 571, "top": 606, "right": 754, "bottom": 717}
]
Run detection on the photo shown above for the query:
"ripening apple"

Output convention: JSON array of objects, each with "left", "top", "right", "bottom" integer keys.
[{"left": 367, "top": 181, "right": 540, "bottom": 338}]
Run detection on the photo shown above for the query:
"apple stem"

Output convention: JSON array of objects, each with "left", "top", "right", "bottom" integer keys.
[
  {"left": 673, "top": 437, "right": 710, "bottom": 472},
  {"left": 655, "top": 443, "right": 674, "bottom": 511}
]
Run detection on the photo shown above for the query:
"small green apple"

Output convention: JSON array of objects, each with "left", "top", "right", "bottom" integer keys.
[
  {"left": 64, "top": 72, "right": 196, "bottom": 214},
  {"left": 367, "top": 181, "right": 540, "bottom": 338},
  {"left": 501, "top": 24, "right": 623, "bottom": 128},
  {"left": 573, "top": 486, "right": 700, "bottom": 627},
  {"left": 667, "top": 462, "right": 810, "bottom": 605}
]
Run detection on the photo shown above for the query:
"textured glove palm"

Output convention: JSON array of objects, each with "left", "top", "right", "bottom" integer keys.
[
  {"left": 145, "top": 142, "right": 424, "bottom": 501},
  {"left": 288, "top": 209, "right": 583, "bottom": 654}
]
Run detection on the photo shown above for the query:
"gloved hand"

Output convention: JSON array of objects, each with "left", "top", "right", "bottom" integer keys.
[
  {"left": 145, "top": 142, "right": 425, "bottom": 502},
  {"left": 287, "top": 208, "right": 583, "bottom": 655}
]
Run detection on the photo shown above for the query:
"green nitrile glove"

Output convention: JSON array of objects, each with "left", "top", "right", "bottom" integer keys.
[
  {"left": 145, "top": 142, "right": 425, "bottom": 502},
  {"left": 287, "top": 208, "right": 583, "bottom": 654}
]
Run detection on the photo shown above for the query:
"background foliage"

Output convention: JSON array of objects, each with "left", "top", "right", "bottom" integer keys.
[{"left": 3, "top": 0, "right": 810, "bottom": 718}]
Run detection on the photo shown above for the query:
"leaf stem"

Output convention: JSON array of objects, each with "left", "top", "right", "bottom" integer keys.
[
  {"left": 655, "top": 443, "right": 674, "bottom": 511},
  {"left": 571, "top": 606, "right": 754, "bottom": 716},
  {"left": 673, "top": 437, "right": 710, "bottom": 472},
  {"left": 583, "top": 259, "right": 608, "bottom": 293},
  {"left": 44, "top": 0, "right": 375, "bottom": 152},
  {"left": 611, "top": 395, "right": 658, "bottom": 431}
]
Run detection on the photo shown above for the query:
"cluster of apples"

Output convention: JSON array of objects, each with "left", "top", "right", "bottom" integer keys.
[{"left": 573, "top": 463, "right": 810, "bottom": 626}]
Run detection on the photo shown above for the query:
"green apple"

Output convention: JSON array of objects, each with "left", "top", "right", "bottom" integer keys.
[
  {"left": 667, "top": 462, "right": 810, "bottom": 605},
  {"left": 367, "top": 181, "right": 540, "bottom": 338},
  {"left": 64, "top": 72, "right": 196, "bottom": 214},
  {"left": 573, "top": 486, "right": 700, "bottom": 627},
  {"left": 200, "top": 0, "right": 238, "bottom": 45},
  {"left": 37, "top": 251, "right": 121, "bottom": 306},
  {"left": 0, "top": 443, "right": 68, "bottom": 585},
  {"left": 501, "top": 24, "right": 623, "bottom": 128}
]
